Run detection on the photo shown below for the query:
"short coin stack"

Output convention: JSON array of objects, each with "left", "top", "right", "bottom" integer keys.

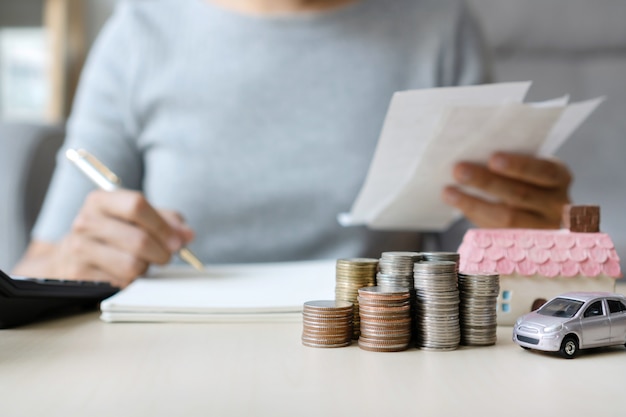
[
  {"left": 302, "top": 300, "right": 354, "bottom": 348},
  {"left": 335, "top": 258, "right": 379, "bottom": 339},
  {"left": 377, "top": 251, "right": 422, "bottom": 289},
  {"left": 420, "top": 252, "right": 460, "bottom": 271},
  {"left": 413, "top": 261, "right": 461, "bottom": 351},
  {"left": 458, "top": 272, "right": 500, "bottom": 346},
  {"left": 377, "top": 251, "right": 422, "bottom": 341},
  {"left": 357, "top": 286, "right": 412, "bottom": 352}
]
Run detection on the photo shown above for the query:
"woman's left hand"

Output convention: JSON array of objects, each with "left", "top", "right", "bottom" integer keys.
[{"left": 442, "top": 152, "right": 572, "bottom": 229}]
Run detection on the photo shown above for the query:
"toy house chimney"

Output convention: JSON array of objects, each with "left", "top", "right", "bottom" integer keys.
[{"left": 562, "top": 205, "right": 600, "bottom": 233}]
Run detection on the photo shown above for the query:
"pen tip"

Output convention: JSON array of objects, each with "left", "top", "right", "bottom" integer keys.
[{"left": 179, "top": 248, "right": 204, "bottom": 271}]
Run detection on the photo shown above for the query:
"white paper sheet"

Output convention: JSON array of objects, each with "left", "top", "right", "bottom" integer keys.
[
  {"left": 100, "top": 259, "right": 336, "bottom": 323},
  {"left": 338, "top": 82, "right": 603, "bottom": 231},
  {"left": 539, "top": 97, "right": 604, "bottom": 156}
]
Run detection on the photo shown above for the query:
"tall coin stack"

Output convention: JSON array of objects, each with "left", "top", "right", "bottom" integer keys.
[
  {"left": 335, "top": 258, "right": 379, "bottom": 339},
  {"left": 357, "top": 286, "right": 412, "bottom": 352},
  {"left": 413, "top": 261, "right": 461, "bottom": 351},
  {"left": 302, "top": 300, "right": 354, "bottom": 348},
  {"left": 457, "top": 272, "right": 500, "bottom": 346}
]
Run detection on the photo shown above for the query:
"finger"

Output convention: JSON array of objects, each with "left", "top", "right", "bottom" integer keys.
[
  {"left": 72, "top": 210, "right": 172, "bottom": 265},
  {"left": 86, "top": 190, "right": 183, "bottom": 253},
  {"left": 442, "top": 186, "right": 561, "bottom": 229},
  {"left": 54, "top": 252, "right": 115, "bottom": 283},
  {"left": 93, "top": 243, "right": 148, "bottom": 288},
  {"left": 488, "top": 152, "right": 572, "bottom": 188},
  {"left": 61, "top": 234, "right": 148, "bottom": 288},
  {"left": 452, "top": 162, "right": 568, "bottom": 220},
  {"left": 158, "top": 210, "right": 195, "bottom": 244}
]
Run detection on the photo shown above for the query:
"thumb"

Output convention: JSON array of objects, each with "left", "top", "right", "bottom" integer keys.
[{"left": 158, "top": 209, "right": 195, "bottom": 245}]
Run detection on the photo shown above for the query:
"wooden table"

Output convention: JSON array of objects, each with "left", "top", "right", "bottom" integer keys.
[{"left": 1, "top": 307, "right": 625, "bottom": 417}]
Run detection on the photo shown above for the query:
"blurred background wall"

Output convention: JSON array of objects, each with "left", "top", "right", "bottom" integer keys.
[{"left": 1, "top": 0, "right": 625, "bottom": 270}]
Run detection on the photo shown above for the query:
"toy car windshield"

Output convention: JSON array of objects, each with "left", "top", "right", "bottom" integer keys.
[{"left": 537, "top": 297, "right": 584, "bottom": 318}]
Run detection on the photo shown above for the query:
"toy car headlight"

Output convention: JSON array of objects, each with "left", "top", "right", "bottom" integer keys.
[{"left": 543, "top": 323, "right": 563, "bottom": 333}]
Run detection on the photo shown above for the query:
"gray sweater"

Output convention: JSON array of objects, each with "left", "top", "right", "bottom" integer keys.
[{"left": 33, "top": 0, "right": 489, "bottom": 263}]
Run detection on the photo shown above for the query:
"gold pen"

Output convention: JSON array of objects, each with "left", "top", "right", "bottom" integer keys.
[{"left": 66, "top": 148, "right": 204, "bottom": 271}]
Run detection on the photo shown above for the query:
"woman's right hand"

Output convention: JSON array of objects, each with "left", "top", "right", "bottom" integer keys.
[{"left": 13, "top": 189, "right": 195, "bottom": 288}]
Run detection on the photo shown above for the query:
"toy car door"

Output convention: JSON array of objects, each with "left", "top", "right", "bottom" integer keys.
[
  {"left": 607, "top": 298, "right": 626, "bottom": 344},
  {"left": 579, "top": 300, "right": 611, "bottom": 347}
]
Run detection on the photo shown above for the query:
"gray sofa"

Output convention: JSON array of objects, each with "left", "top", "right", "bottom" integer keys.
[
  {"left": 1, "top": 0, "right": 625, "bottom": 271},
  {"left": 0, "top": 123, "right": 64, "bottom": 269}
]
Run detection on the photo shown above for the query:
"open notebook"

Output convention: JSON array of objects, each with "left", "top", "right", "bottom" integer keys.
[{"left": 100, "top": 259, "right": 336, "bottom": 323}]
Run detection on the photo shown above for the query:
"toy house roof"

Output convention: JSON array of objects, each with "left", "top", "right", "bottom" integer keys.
[{"left": 458, "top": 229, "right": 622, "bottom": 278}]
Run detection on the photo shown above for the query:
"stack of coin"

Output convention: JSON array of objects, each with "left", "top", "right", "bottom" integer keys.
[
  {"left": 357, "top": 286, "right": 412, "bottom": 352},
  {"left": 420, "top": 252, "right": 460, "bottom": 272},
  {"left": 457, "top": 272, "right": 500, "bottom": 346},
  {"left": 413, "top": 261, "right": 460, "bottom": 351},
  {"left": 335, "top": 258, "right": 379, "bottom": 339},
  {"left": 378, "top": 251, "right": 422, "bottom": 341},
  {"left": 377, "top": 251, "right": 422, "bottom": 289},
  {"left": 302, "top": 300, "right": 354, "bottom": 348}
]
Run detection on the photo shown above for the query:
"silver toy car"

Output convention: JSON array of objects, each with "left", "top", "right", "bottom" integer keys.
[{"left": 512, "top": 292, "right": 626, "bottom": 358}]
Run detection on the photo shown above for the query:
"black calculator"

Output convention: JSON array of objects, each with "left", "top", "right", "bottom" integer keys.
[{"left": 0, "top": 268, "right": 119, "bottom": 328}]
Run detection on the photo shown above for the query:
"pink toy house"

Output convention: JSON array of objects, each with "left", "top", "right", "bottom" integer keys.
[{"left": 457, "top": 206, "right": 622, "bottom": 325}]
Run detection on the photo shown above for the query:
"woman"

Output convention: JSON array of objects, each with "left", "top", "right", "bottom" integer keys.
[{"left": 14, "top": 0, "right": 571, "bottom": 286}]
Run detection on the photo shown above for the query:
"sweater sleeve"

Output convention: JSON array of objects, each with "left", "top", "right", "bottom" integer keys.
[{"left": 31, "top": 2, "right": 143, "bottom": 243}]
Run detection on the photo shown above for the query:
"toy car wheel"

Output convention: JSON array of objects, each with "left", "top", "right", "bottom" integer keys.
[{"left": 559, "top": 336, "right": 579, "bottom": 359}]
